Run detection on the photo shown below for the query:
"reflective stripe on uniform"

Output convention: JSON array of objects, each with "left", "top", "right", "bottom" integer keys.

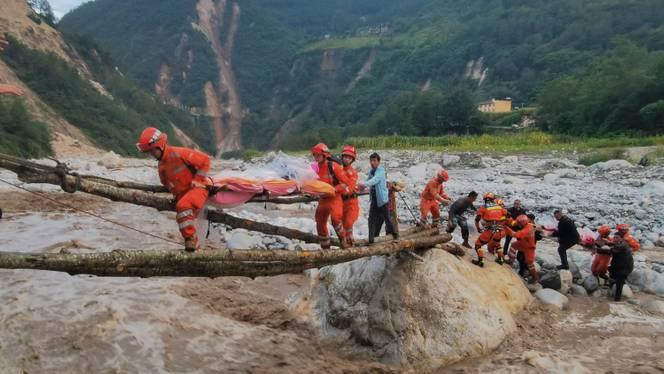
[
  {"left": 177, "top": 209, "right": 194, "bottom": 219},
  {"left": 179, "top": 220, "right": 195, "bottom": 229}
]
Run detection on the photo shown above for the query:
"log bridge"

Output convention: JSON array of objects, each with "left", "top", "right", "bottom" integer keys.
[{"left": 0, "top": 153, "right": 460, "bottom": 278}]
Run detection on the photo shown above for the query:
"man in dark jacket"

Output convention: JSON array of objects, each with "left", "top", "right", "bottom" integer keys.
[
  {"left": 446, "top": 191, "right": 478, "bottom": 248},
  {"left": 504, "top": 199, "right": 527, "bottom": 254},
  {"left": 552, "top": 210, "right": 580, "bottom": 270}
]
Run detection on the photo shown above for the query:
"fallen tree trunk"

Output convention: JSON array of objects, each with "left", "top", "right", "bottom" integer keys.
[
  {"left": 0, "top": 153, "right": 416, "bottom": 245},
  {"left": 0, "top": 234, "right": 452, "bottom": 278}
]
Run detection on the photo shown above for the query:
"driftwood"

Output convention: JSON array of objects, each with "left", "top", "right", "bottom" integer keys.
[{"left": 0, "top": 234, "right": 454, "bottom": 278}]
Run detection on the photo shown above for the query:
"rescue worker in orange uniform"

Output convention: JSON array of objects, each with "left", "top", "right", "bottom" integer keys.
[
  {"left": 136, "top": 127, "right": 211, "bottom": 252},
  {"left": 610, "top": 224, "right": 640, "bottom": 301},
  {"left": 311, "top": 143, "right": 352, "bottom": 249},
  {"left": 473, "top": 192, "right": 508, "bottom": 267},
  {"left": 420, "top": 170, "right": 451, "bottom": 227},
  {"left": 340, "top": 145, "right": 359, "bottom": 247},
  {"left": 504, "top": 214, "right": 539, "bottom": 283},
  {"left": 590, "top": 224, "right": 613, "bottom": 282}
]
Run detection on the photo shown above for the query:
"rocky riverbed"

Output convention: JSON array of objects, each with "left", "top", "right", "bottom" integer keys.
[{"left": 0, "top": 150, "right": 662, "bottom": 372}]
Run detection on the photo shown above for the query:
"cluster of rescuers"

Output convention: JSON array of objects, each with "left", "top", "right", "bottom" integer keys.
[{"left": 137, "top": 128, "right": 640, "bottom": 301}]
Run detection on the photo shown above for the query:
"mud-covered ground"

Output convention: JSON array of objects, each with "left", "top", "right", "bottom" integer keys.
[{"left": 0, "top": 152, "right": 663, "bottom": 372}]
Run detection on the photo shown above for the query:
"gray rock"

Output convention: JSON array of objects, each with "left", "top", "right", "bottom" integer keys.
[
  {"left": 308, "top": 250, "right": 532, "bottom": 367},
  {"left": 582, "top": 276, "right": 599, "bottom": 293},
  {"left": 570, "top": 284, "right": 588, "bottom": 296},
  {"left": 610, "top": 284, "right": 634, "bottom": 299},
  {"left": 543, "top": 173, "right": 563, "bottom": 185},
  {"left": 590, "top": 159, "right": 632, "bottom": 171},
  {"left": 540, "top": 271, "right": 562, "bottom": 290},
  {"left": 642, "top": 300, "right": 664, "bottom": 316},
  {"left": 628, "top": 269, "right": 664, "bottom": 296},
  {"left": 534, "top": 289, "right": 569, "bottom": 309},
  {"left": 442, "top": 154, "right": 461, "bottom": 167},
  {"left": 643, "top": 180, "right": 664, "bottom": 196},
  {"left": 503, "top": 176, "right": 526, "bottom": 185},
  {"left": 559, "top": 270, "right": 573, "bottom": 294},
  {"left": 459, "top": 153, "right": 485, "bottom": 168}
]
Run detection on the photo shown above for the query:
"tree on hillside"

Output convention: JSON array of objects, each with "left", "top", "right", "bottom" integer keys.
[{"left": 26, "top": 0, "right": 56, "bottom": 26}]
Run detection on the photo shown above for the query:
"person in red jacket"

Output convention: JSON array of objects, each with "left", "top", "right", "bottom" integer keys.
[
  {"left": 340, "top": 145, "right": 359, "bottom": 247},
  {"left": 473, "top": 192, "right": 508, "bottom": 267},
  {"left": 591, "top": 224, "right": 613, "bottom": 282},
  {"left": 505, "top": 214, "right": 539, "bottom": 283},
  {"left": 420, "top": 170, "right": 451, "bottom": 227},
  {"left": 137, "top": 127, "right": 211, "bottom": 252},
  {"left": 311, "top": 143, "right": 352, "bottom": 249}
]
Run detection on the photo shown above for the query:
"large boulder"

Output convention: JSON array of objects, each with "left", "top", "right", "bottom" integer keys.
[
  {"left": 582, "top": 276, "right": 599, "bottom": 293},
  {"left": 534, "top": 289, "right": 569, "bottom": 309},
  {"left": 539, "top": 271, "right": 562, "bottom": 290},
  {"left": 458, "top": 153, "right": 485, "bottom": 168},
  {"left": 442, "top": 154, "right": 461, "bottom": 167},
  {"left": 307, "top": 249, "right": 532, "bottom": 368},
  {"left": 628, "top": 269, "right": 664, "bottom": 296},
  {"left": 643, "top": 180, "right": 664, "bottom": 197}
]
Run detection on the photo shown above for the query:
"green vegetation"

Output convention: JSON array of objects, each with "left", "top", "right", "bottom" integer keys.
[
  {"left": 60, "top": 0, "right": 664, "bottom": 150},
  {"left": 0, "top": 97, "right": 52, "bottom": 158},
  {"left": 219, "top": 149, "right": 264, "bottom": 161},
  {"left": 0, "top": 35, "right": 215, "bottom": 155},
  {"left": 347, "top": 132, "right": 664, "bottom": 154}
]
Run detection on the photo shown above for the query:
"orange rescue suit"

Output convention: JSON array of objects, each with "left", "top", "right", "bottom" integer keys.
[
  {"left": 420, "top": 178, "right": 448, "bottom": 223},
  {"left": 474, "top": 203, "right": 508, "bottom": 258},
  {"left": 158, "top": 146, "right": 211, "bottom": 240},
  {"left": 505, "top": 223, "right": 536, "bottom": 265},
  {"left": 315, "top": 160, "right": 351, "bottom": 248},
  {"left": 591, "top": 235, "right": 613, "bottom": 278},
  {"left": 342, "top": 164, "right": 359, "bottom": 243}
]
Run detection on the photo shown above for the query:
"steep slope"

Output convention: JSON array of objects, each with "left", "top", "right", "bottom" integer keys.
[
  {"left": 0, "top": 0, "right": 215, "bottom": 157},
  {"left": 60, "top": 0, "right": 664, "bottom": 149}
]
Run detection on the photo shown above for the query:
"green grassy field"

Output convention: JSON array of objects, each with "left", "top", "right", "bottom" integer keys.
[{"left": 345, "top": 132, "right": 664, "bottom": 154}]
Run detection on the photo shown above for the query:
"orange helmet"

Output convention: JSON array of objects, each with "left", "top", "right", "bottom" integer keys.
[
  {"left": 437, "top": 169, "right": 449, "bottom": 182},
  {"left": 615, "top": 224, "right": 630, "bottom": 234},
  {"left": 516, "top": 214, "right": 530, "bottom": 227},
  {"left": 483, "top": 192, "right": 495, "bottom": 201},
  {"left": 597, "top": 225, "right": 611, "bottom": 237},
  {"left": 311, "top": 143, "right": 330, "bottom": 156},
  {"left": 341, "top": 145, "right": 357, "bottom": 160},
  {"left": 136, "top": 127, "right": 167, "bottom": 152},
  {"left": 495, "top": 198, "right": 505, "bottom": 206}
]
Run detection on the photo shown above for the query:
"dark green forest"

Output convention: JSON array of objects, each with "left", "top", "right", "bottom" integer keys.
[{"left": 55, "top": 0, "right": 664, "bottom": 149}]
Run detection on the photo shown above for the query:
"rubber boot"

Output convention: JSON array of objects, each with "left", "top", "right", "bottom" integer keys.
[
  {"left": 472, "top": 258, "right": 484, "bottom": 268},
  {"left": 528, "top": 267, "right": 540, "bottom": 284},
  {"left": 495, "top": 256, "right": 505, "bottom": 265},
  {"left": 462, "top": 241, "right": 472, "bottom": 249},
  {"left": 184, "top": 236, "right": 199, "bottom": 252}
]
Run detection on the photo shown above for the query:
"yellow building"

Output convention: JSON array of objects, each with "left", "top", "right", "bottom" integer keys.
[{"left": 478, "top": 98, "right": 512, "bottom": 113}]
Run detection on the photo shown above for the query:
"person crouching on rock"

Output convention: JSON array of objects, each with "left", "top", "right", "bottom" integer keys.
[
  {"left": 446, "top": 191, "right": 478, "bottom": 249},
  {"left": 136, "top": 127, "right": 211, "bottom": 252},
  {"left": 420, "top": 170, "right": 451, "bottom": 228},
  {"left": 311, "top": 143, "right": 352, "bottom": 249},
  {"left": 504, "top": 214, "right": 540, "bottom": 284},
  {"left": 610, "top": 224, "right": 640, "bottom": 301},
  {"left": 340, "top": 145, "right": 359, "bottom": 247},
  {"left": 473, "top": 193, "right": 508, "bottom": 267},
  {"left": 591, "top": 224, "right": 613, "bottom": 284}
]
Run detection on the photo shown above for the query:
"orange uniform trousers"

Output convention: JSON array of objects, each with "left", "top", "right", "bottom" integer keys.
[
  {"left": 420, "top": 199, "right": 440, "bottom": 223},
  {"left": 175, "top": 187, "right": 209, "bottom": 240},
  {"left": 342, "top": 197, "right": 359, "bottom": 242},
  {"left": 316, "top": 195, "right": 345, "bottom": 248},
  {"left": 475, "top": 226, "right": 505, "bottom": 258},
  {"left": 591, "top": 253, "right": 612, "bottom": 278}
]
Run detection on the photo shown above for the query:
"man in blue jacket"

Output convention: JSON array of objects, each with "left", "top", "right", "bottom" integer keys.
[{"left": 359, "top": 153, "right": 398, "bottom": 243}]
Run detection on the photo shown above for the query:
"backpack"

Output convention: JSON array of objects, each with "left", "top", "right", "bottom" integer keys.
[{"left": 326, "top": 156, "right": 343, "bottom": 186}]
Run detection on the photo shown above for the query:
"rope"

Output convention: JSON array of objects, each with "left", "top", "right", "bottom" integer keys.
[{"left": 0, "top": 177, "right": 183, "bottom": 246}]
